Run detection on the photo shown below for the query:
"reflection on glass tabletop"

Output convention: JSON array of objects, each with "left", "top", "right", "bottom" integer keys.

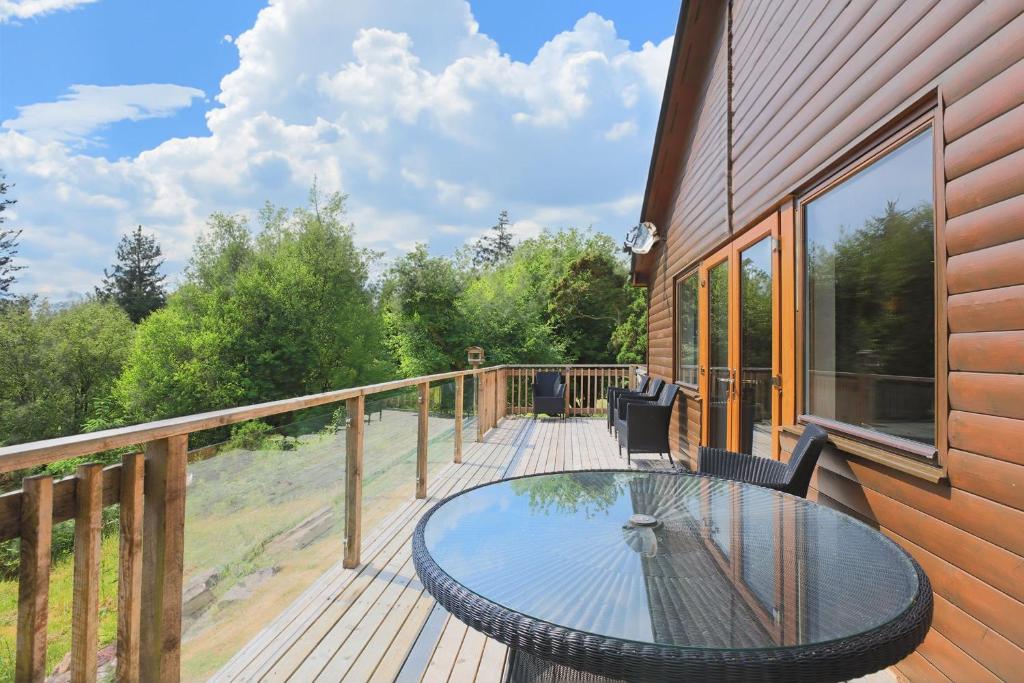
[{"left": 421, "top": 471, "right": 920, "bottom": 651}]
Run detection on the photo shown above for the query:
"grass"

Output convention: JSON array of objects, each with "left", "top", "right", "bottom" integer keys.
[
  {"left": 178, "top": 409, "right": 458, "bottom": 681},
  {"left": 0, "top": 527, "right": 121, "bottom": 680}
]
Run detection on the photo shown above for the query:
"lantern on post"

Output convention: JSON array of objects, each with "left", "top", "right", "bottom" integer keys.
[{"left": 466, "top": 346, "right": 485, "bottom": 368}]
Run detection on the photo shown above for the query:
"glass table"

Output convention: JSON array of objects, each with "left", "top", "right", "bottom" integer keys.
[{"left": 412, "top": 471, "right": 932, "bottom": 683}]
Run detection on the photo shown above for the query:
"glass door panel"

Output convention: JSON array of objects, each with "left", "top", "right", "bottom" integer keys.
[
  {"left": 700, "top": 213, "right": 780, "bottom": 456},
  {"left": 739, "top": 237, "right": 774, "bottom": 457},
  {"left": 708, "top": 261, "right": 730, "bottom": 449}
]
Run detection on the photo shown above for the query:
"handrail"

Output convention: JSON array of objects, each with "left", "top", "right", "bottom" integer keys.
[
  {"left": 0, "top": 364, "right": 640, "bottom": 472},
  {"left": 0, "top": 361, "right": 635, "bottom": 680},
  {"left": 0, "top": 366, "right": 489, "bottom": 473}
]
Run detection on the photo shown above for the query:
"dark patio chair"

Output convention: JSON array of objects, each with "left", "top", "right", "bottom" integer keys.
[
  {"left": 697, "top": 423, "right": 828, "bottom": 498},
  {"left": 616, "top": 383, "right": 679, "bottom": 465},
  {"left": 533, "top": 371, "right": 566, "bottom": 418},
  {"left": 606, "top": 375, "right": 650, "bottom": 433},
  {"left": 611, "top": 378, "right": 665, "bottom": 434}
]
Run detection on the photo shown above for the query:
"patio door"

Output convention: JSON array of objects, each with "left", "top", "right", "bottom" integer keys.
[{"left": 700, "top": 214, "right": 781, "bottom": 458}]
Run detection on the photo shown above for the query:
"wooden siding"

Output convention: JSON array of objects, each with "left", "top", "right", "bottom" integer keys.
[
  {"left": 732, "top": 0, "right": 1022, "bottom": 230},
  {"left": 643, "top": 1, "right": 1024, "bottom": 681},
  {"left": 646, "top": 4, "right": 728, "bottom": 455},
  {"left": 667, "top": 390, "right": 701, "bottom": 470}
]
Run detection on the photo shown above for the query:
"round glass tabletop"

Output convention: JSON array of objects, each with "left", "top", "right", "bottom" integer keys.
[{"left": 418, "top": 471, "right": 921, "bottom": 652}]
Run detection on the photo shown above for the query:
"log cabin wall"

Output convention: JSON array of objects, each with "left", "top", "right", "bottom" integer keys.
[
  {"left": 642, "top": 1, "right": 1024, "bottom": 680},
  {"left": 648, "top": 2, "right": 728, "bottom": 466}
]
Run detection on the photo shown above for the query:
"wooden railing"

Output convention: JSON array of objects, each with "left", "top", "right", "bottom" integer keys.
[
  {"left": 505, "top": 365, "right": 639, "bottom": 416},
  {"left": 0, "top": 362, "right": 635, "bottom": 681}
]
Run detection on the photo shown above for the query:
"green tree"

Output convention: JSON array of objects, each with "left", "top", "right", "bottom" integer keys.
[
  {"left": 380, "top": 244, "right": 468, "bottom": 375},
  {"left": 610, "top": 285, "right": 648, "bottom": 363},
  {"left": 96, "top": 225, "right": 168, "bottom": 322},
  {"left": 455, "top": 227, "right": 641, "bottom": 365},
  {"left": 472, "top": 209, "right": 514, "bottom": 267},
  {"left": 0, "top": 299, "right": 134, "bottom": 447},
  {"left": 547, "top": 250, "right": 632, "bottom": 363},
  {"left": 0, "top": 171, "right": 23, "bottom": 298},
  {"left": 186, "top": 211, "right": 255, "bottom": 289},
  {"left": 112, "top": 189, "right": 387, "bottom": 437}
]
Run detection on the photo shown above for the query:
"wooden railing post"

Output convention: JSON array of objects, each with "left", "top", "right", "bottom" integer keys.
[
  {"left": 476, "top": 373, "right": 484, "bottom": 441},
  {"left": 454, "top": 375, "right": 464, "bottom": 463},
  {"left": 140, "top": 434, "right": 188, "bottom": 683},
  {"left": 71, "top": 462, "right": 104, "bottom": 683},
  {"left": 564, "top": 366, "right": 572, "bottom": 417},
  {"left": 417, "top": 382, "right": 429, "bottom": 498},
  {"left": 16, "top": 475, "right": 52, "bottom": 683},
  {"left": 118, "top": 452, "right": 145, "bottom": 683},
  {"left": 344, "top": 395, "right": 365, "bottom": 568},
  {"left": 500, "top": 369, "right": 507, "bottom": 419}
]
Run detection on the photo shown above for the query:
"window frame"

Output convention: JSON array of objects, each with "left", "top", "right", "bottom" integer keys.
[
  {"left": 673, "top": 267, "right": 701, "bottom": 388},
  {"left": 795, "top": 112, "right": 943, "bottom": 464}
]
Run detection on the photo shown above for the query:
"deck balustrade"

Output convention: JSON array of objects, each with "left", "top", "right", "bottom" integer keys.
[{"left": 0, "top": 363, "right": 638, "bottom": 681}]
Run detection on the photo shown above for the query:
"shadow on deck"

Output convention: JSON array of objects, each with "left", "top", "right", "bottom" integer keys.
[{"left": 212, "top": 417, "right": 673, "bottom": 682}]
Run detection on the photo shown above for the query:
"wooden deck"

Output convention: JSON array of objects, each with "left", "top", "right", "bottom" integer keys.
[{"left": 212, "top": 417, "right": 673, "bottom": 682}]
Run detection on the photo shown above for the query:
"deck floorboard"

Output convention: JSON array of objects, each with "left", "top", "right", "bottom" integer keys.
[{"left": 213, "top": 417, "right": 671, "bottom": 682}]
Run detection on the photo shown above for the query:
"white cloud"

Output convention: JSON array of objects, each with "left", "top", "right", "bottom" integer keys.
[
  {"left": 3, "top": 84, "right": 205, "bottom": 145},
  {"left": 0, "top": 0, "right": 95, "bottom": 22},
  {"left": 0, "top": 1, "right": 672, "bottom": 298},
  {"left": 604, "top": 119, "right": 637, "bottom": 141}
]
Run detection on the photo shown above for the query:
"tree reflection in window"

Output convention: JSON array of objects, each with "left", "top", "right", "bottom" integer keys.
[
  {"left": 805, "top": 128, "right": 935, "bottom": 444},
  {"left": 676, "top": 273, "right": 699, "bottom": 385}
]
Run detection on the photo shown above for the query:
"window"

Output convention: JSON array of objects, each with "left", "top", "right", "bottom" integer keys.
[
  {"left": 676, "top": 272, "right": 699, "bottom": 385},
  {"left": 804, "top": 128, "right": 935, "bottom": 445}
]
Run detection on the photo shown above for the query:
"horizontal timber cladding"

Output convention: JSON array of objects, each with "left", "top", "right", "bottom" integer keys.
[
  {"left": 644, "top": 1, "right": 728, "bottom": 455},
  {"left": 641, "top": 1, "right": 1024, "bottom": 681},
  {"left": 666, "top": 391, "right": 701, "bottom": 470},
  {"left": 733, "top": 0, "right": 1023, "bottom": 230}
]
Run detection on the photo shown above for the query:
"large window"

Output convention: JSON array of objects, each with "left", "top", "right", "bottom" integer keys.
[
  {"left": 804, "top": 128, "right": 935, "bottom": 445},
  {"left": 676, "top": 272, "right": 699, "bottom": 386}
]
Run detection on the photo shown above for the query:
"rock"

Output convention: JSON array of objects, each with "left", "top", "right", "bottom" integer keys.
[
  {"left": 220, "top": 566, "right": 280, "bottom": 604},
  {"left": 267, "top": 506, "right": 335, "bottom": 553},
  {"left": 46, "top": 645, "right": 115, "bottom": 683},
  {"left": 182, "top": 568, "right": 220, "bottom": 619},
  {"left": 48, "top": 651, "right": 71, "bottom": 681}
]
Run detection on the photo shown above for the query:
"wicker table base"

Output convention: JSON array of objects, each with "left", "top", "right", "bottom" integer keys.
[{"left": 506, "top": 650, "right": 628, "bottom": 683}]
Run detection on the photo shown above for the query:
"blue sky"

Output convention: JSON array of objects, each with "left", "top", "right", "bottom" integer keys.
[{"left": 0, "top": 0, "right": 678, "bottom": 298}]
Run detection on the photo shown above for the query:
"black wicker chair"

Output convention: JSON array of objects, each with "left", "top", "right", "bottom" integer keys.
[
  {"left": 610, "top": 378, "right": 665, "bottom": 434},
  {"left": 615, "top": 383, "right": 679, "bottom": 465},
  {"left": 533, "top": 371, "right": 566, "bottom": 418},
  {"left": 697, "top": 423, "right": 829, "bottom": 498},
  {"left": 606, "top": 375, "right": 650, "bottom": 433}
]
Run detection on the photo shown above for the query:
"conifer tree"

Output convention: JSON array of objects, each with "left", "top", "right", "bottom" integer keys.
[
  {"left": 96, "top": 225, "right": 167, "bottom": 322},
  {"left": 472, "top": 209, "right": 515, "bottom": 267},
  {"left": 0, "top": 171, "right": 23, "bottom": 298}
]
